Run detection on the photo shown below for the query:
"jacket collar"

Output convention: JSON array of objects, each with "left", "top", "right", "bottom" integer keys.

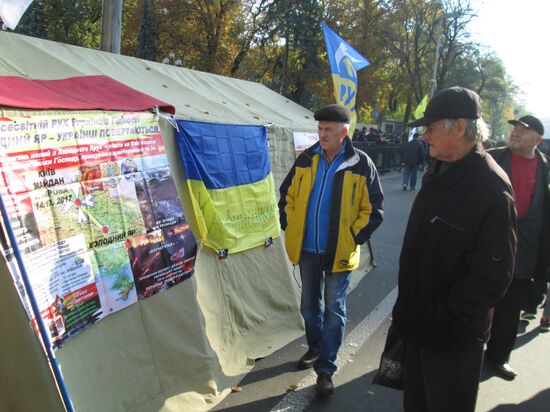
[
  {"left": 425, "top": 143, "right": 485, "bottom": 189},
  {"left": 491, "top": 146, "right": 549, "bottom": 168},
  {"left": 305, "top": 136, "right": 356, "bottom": 160}
]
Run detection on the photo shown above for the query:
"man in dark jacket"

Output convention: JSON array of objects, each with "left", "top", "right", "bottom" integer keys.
[
  {"left": 392, "top": 87, "right": 517, "bottom": 412},
  {"left": 401, "top": 132, "right": 426, "bottom": 190},
  {"left": 484, "top": 115, "right": 550, "bottom": 379}
]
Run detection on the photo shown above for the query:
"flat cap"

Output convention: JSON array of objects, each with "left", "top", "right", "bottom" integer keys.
[{"left": 314, "top": 104, "right": 351, "bottom": 123}]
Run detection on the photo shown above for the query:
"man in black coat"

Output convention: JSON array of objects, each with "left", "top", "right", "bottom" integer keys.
[
  {"left": 484, "top": 115, "right": 550, "bottom": 379},
  {"left": 392, "top": 87, "right": 517, "bottom": 412}
]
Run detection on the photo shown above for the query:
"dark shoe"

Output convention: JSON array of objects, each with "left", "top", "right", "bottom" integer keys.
[
  {"left": 485, "top": 358, "right": 517, "bottom": 380},
  {"left": 521, "top": 311, "right": 537, "bottom": 321},
  {"left": 540, "top": 317, "right": 550, "bottom": 332},
  {"left": 402, "top": 186, "right": 407, "bottom": 191},
  {"left": 316, "top": 373, "right": 334, "bottom": 396},
  {"left": 297, "top": 350, "right": 319, "bottom": 370}
]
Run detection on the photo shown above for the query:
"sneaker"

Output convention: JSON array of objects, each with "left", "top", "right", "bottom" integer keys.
[
  {"left": 540, "top": 317, "right": 550, "bottom": 332},
  {"left": 521, "top": 311, "right": 537, "bottom": 321},
  {"left": 403, "top": 186, "right": 407, "bottom": 191}
]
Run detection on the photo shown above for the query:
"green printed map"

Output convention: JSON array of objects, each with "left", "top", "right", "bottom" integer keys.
[{"left": 32, "top": 177, "right": 144, "bottom": 247}]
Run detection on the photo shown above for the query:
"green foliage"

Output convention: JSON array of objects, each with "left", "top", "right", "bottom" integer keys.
[
  {"left": 15, "top": 0, "right": 102, "bottom": 48},
  {"left": 12, "top": 0, "right": 522, "bottom": 133}
]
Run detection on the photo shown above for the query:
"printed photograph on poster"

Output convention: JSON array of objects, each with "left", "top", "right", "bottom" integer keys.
[
  {"left": 126, "top": 223, "right": 196, "bottom": 300},
  {"left": 292, "top": 131, "right": 319, "bottom": 158},
  {"left": 0, "top": 204, "right": 41, "bottom": 256},
  {"left": 144, "top": 167, "right": 185, "bottom": 230},
  {"left": 125, "top": 230, "right": 168, "bottom": 300},
  {"left": 161, "top": 222, "right": 197, "bottom": 280},
  {"left": 22, "top": 235, "right": 100, "bottom": 348},
  {"left": 93, "top": 242, "right": 137, "bottom": 316}
]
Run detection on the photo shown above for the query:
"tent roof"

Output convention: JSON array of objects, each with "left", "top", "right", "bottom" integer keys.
[
  {"left": 0, "top": 32, "right": 316, "bottom": 129},
  {"left": 0, "top": 75, "right": 175, "bottom": 113}
]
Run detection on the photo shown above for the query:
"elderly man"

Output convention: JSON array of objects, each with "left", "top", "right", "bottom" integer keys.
[
  {"left": 485, "top": 115, "right": 550, "bottom": 379},
  {"left": 279, "top": 104, "right": 383, "bottom": 396},
  {"left": 392, "top": 87, "right": 517, "bottom": 411}
]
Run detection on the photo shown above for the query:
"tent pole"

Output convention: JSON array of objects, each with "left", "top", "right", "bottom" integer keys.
[{"left": 0, "top": 193, "right": 75, "bottom": 412}]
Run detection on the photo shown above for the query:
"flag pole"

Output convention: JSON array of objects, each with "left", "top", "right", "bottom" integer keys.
[{"left": 0, "top": 192, "right": 75, "bottom": 412}]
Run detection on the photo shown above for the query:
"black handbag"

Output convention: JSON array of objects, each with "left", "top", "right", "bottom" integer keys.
[{"left": 372, "top": 325, "right": 405, "bottom": 390}]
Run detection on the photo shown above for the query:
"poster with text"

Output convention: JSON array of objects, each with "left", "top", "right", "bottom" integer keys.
[
  {"left": 292, "top": 132, "right": 318, "bottom": 158},
  {"left": 0, "top": 111, "right": 196, "bottom": 348}
]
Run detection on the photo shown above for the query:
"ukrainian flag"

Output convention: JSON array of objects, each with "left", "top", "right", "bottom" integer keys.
[
  {"left": 176, "top": 121, "right": 280, "bottom": 254},
  {"left": 322, "top": 22, "right": 369, "bottom": 136}
]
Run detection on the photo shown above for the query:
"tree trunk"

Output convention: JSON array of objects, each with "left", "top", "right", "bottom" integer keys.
[{"left": 279, "top": 35, "right": 289, "bottom": 95}]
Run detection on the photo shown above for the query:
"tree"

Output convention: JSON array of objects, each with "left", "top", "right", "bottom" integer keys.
[
  {"left": 15, "top": 0, "right": 102, "bottom": 48},
  {"left": 228, "top": 0, "right": 272, "bottom": 77},
  {"left": 136, "top": 0, "right": 159, "bottom": 61},
  {"left": 435, "top": 0, "right": 476, "bottom": 92},
  {"left": 10, "top": 0, "right": 523, "bottom": 131}
]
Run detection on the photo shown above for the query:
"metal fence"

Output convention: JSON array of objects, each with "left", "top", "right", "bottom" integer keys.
[{"left": 352, "top": 142, "right": 405, "bottom": 174}]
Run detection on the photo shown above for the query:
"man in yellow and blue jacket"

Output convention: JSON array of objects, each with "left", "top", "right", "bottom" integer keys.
[{"left": 278, "top": 104, "right": 383, "bottom": 396}]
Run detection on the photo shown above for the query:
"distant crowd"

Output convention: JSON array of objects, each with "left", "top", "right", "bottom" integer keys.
[{"left": 352, "top": 126, "right": 405, "bottom": 145}]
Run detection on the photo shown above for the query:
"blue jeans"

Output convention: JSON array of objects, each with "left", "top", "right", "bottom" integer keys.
[
  {"left": 299, "top": 252, "right": 352, "bottom": 375},
  {"left": 402, "top": 164, "right": 419, "bottom": 189}
]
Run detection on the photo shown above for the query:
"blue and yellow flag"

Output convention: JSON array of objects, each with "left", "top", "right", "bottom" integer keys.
[
  {"left": 176, "top": 121, "right": 280, "bottom": 254},
  {"left": 322, "top": 22, "right": 369, "bottom": 137}
]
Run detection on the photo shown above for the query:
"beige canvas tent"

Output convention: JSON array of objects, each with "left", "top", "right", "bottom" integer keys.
[{"left": 0, "top": 32, "right": 373, "bottom": 412}]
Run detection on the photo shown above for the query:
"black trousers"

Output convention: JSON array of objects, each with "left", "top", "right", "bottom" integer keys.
[
  {"left": 403, "top": 342, "right": 483, "bottom": 412},
  {"left": 523, "top": 280, "right": 549, "bottom": 313},
  {"left": 485, "top": 279, "right": 530, "bottom": 364}
]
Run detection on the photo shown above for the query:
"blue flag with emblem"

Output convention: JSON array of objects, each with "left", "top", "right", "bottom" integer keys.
[
  {"left": 322, "top": 22, "right": 369, "bottom": 137},
  {"left": 175, "top": 120, "right": 280, "bottom": 254}
]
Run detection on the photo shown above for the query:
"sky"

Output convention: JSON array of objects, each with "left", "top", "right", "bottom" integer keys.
[{"left": 469, "top": 0, "right": 550, "bottom": 120}]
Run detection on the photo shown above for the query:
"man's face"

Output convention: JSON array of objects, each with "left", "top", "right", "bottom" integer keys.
[
  {"left": 508, "top": 124, "right": 541, "bottom": 157},
  {"left": 422, "top": 119, "right": 460, "bottom": 161},
  {"left": 318, "top": 121, "right": 347, "bottom": 154}
]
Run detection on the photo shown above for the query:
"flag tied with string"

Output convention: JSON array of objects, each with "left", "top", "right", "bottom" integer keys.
[
  {"left": 176, "top": 120, "right": 280, "bottom": 254},
  {"left": 322, "top": 22, "right": 369, "bottom": 137}
]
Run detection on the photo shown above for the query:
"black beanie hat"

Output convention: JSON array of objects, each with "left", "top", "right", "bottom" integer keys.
[{"left": 314, "top": 104, "right": 351, "bottom": 123}]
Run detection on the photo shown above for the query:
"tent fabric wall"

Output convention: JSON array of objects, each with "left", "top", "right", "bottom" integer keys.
[
  {"left": 0, "top": 32, "right": 373, "bottom": 411},
  {"left": 0, "top": 255, "right": 65, "bottom": 412}
]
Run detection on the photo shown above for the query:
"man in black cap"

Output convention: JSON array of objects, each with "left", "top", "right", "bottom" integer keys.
[
  {"left": 484, "top": 114, "right": 550, "bottom": 380},
  {"left": 279, "top": 104, "right": 383, "bottom": 396},
  {"left": 390, "top": 86, "right": 517, "bottom": 411}
]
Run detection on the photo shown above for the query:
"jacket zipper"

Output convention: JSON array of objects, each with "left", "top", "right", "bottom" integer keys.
[
  {"left": 314, "top": 162, "right": 330, "bottom": 252},
  {"left": 351, "top": 181, "right": 357, "bottom": 205},
  {"left": 430, "top": 216, "right": 464, "bottom": 231}
]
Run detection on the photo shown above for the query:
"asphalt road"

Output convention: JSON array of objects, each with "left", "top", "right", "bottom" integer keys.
[{"left": 213, "top": 170, "right": 550, "bottom": 412}]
